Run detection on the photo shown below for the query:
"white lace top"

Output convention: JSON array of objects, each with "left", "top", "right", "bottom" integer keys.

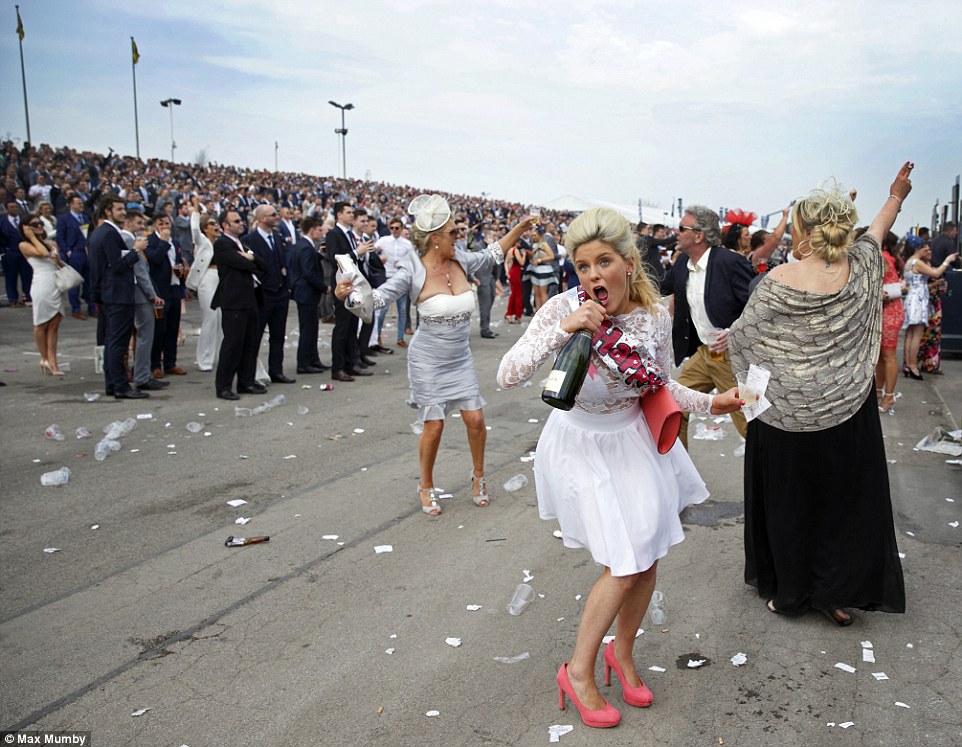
[{"left": 498, "top": 288, "right": 714, "bottom": 416}]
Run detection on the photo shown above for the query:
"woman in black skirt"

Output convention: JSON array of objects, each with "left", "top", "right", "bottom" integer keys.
[{"left": 729, "top": 162, "right": 912, "bottom": 625}]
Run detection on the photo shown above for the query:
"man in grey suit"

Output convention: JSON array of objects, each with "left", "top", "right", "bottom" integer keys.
[
  {"left": 173, "top": 200, "right": 194, "bottom": 265},
  {"left": 121, "top": 210, "right": 169, "bottom": 392}
]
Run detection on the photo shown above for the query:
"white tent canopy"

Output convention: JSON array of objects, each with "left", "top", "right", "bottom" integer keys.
[{"left": 543, "top": 195, "right": 678, "bottom": 228}]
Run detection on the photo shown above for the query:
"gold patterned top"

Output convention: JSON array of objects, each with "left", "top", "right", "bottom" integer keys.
[{"left": 729, "top": 234, "right": 882, "bottom": 432}]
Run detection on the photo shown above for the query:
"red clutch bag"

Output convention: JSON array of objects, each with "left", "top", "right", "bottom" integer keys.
[{"left": 641, "top": 386, "right": 682, "bottom": 454}]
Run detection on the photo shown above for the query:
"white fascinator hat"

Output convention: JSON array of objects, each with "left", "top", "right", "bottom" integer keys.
[{"left": 407, "top": 194, "right": 452, "bottom": 233}]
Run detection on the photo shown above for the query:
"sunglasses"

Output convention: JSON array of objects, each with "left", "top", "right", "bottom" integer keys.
[
  {"left": 29, "top": 222, "right": 43, "bottom": 228},
  {"left": 677, "top": 225, "right": 701, "bottom": 233}
]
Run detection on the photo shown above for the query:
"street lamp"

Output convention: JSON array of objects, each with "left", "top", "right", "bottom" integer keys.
[
  {"left": 328, "top": 100, "right": 354, "bottom": 179},
  {"left": 160, "top": 98, "right": 182, "bottom": 163}
]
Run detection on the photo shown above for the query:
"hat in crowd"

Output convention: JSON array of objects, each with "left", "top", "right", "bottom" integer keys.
[
  {"left": 905, "top": 233, "right": 925, "bottom": 251},
  {"left": 408, "top": 194, "right": 451, "bottom": 233}
]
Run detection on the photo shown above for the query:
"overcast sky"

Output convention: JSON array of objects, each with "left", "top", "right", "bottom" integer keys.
[{"left": 2, "top": 0, "right": 960, "bottom": 231}]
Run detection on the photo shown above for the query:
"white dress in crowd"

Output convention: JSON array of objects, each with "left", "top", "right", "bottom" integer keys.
[
  {"left": 186, "top": 212, "right": 222, "bottom": 371},
  {"left": 901, "top": 257, "right": 929, "bottom": 327},
  {"left": 27, "top": 255, "right": 64, "bottom": 326},
  {"left": 497, "top": 288, "right": 714, "bottom": 577}
]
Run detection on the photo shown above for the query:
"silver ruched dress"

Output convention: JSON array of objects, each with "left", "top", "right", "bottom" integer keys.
[{"left": 358, "top": 242, "right": 504, "bottom": 422}]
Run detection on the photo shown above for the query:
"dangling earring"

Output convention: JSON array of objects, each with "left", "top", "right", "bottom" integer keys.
[{"left": 795, "top": 239, "right": 814, "bottom": 259}]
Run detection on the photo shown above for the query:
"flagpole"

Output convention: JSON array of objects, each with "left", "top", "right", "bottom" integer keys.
[
  {"left": 16, "top": 5, "right": 31, "bottom": 145},
  {"left": 131, "top": 37, "right": 140, "bottom": 159}
]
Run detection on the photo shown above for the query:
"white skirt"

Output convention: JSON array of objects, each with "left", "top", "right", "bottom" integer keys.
[{"left": 534, "top": 403, "right": 709, "bottom": 577}]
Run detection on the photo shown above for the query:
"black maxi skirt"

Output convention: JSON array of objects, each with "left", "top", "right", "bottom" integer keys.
[{"left": 744, "top": 388, "right": 905, "bottom": 615}]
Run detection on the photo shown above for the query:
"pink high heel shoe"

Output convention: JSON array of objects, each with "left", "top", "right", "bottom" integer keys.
[
  {"left": 603, "top": 641, "right": 653, "bottom": 707},
  {"left": 556, "top": 663, "right": 621, "bottom": 728}
]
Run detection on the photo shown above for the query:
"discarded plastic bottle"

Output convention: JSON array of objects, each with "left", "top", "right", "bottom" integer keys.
[
  {"left": 185, "top": 421, "right": 204, "bottom": 433},
  {"left": 94, "top": 440, "right": 111, "bottom": 461},
  {"left": 40, "top": 467, "right": 71, "bottom": 486},
  {"left": 104, "top": 421, "right": 125, "bottom": 440},
  {"left": 267, "top": 394, "right": 287, "bottom": 407},
  {"left": 647, "top": 590, "right": 667, "bottom": 626},
  {"left": 121, "top": 418, "right": 137, "bottom": 435},
  {"left": 105, "top": 439, "right": 122, "bottom": 452},
  {"left": 83, "top": 392, "right": 101, "bottom": 402},
  {"left": 44, "top": 424, "right": 66, "bottom": 441},
  {"left": 503, "top": 474, "right": 529, "bottom": 492},
  {"left": 234, "top": 406, "right": 253, "bottom": 417},
  {"left": 252, "top": 404, "right": 270, "bottom": 415},
  {"left": 75, "top": 427, "right": 93, "bottom": 439}
]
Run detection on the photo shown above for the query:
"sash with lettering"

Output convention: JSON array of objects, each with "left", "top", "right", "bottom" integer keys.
[{"left": 577, "top": 286, "right": 681, "bottom": 453}]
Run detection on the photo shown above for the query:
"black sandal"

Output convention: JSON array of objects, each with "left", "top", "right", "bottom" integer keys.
[
  {"left": 766, "top": 600, "right": 782, "bottom": 615},
  {"left": 820, "top": 608, "right": 854, "bottom": 627}
]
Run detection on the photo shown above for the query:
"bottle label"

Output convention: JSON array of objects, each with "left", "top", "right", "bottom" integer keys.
[{"left": 543, "top": 369, "right": 567, "bottom": 394}]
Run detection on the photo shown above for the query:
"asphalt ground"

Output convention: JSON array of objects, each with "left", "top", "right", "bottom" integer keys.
[{"left": 0, "top": 293, "right": 960, "bottom": 747}]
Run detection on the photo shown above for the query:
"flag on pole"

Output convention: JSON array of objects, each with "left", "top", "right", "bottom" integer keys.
[
  {"left": 16, "top": 6, "right": 25, "bottom": 40},
  {"left": 131, "top": 37, "right": 140, "bottom": 65}
]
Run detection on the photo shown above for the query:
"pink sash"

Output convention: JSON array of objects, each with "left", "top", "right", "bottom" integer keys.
[{"left": 576, "top": 286, "right": 681, "bottom": 453}]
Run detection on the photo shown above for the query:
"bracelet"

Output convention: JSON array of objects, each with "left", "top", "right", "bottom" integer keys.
[{"left": 889, "top": 194, "right": 902, "bottom": 203}]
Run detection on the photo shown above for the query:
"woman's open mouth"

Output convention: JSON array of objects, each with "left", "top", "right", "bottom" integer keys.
[{"left": 593, "top": 286, "right": 609, "bottom": 307}]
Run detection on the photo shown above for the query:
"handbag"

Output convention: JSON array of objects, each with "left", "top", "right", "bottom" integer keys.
[
  {"left": 54, "top": 263, "right": 84, "bottom": 292},
  {"left": 882, "top": 282, "right": 902, "bottom": 301},
  {"left": 640, "top": 386, "right": 682, "bottom": 454}
]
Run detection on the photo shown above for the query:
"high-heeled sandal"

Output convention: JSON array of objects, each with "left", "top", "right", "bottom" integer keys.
[
  {"left": 418, "top": 484, "right": 442, "bottom": 516},
  {"left": 39, "top": 359, "right": 50, "bottom": 376},
  {"left": 470, "top": 469, "right": 489, "bottom": 507},
  {"left": 878, "top": 390, "right": 896, "bottom": 415},
  {"left": 907, "top": 368, "right": 924, "bottom": 381},
  {"left": 603, "top": 641, "right": 653, "bottom": 707},
  {"left": 557, "top": 663, "right": 621, "bottom": 728}
]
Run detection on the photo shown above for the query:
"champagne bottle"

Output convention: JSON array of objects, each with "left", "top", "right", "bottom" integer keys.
[{"left": 541, "top": 328, "right": 594, "bottom": 411}]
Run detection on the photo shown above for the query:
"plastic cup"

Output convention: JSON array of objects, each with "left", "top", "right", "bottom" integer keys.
[
  {"left": 44, "top": 424, "right": 65, "bottom": 441},
  {"left": 706, "top": 329, "right": 726, "bottom": 361},
  {"left": 735, "top": 371, "right": 758, "bottom": 407},
  {"left": 40, "top": 467, "right": 71, "bottom": 486},
  {"left": 507, "top": 583, "right": 535, "bottom": 616},
  {"left": 647, "top": 590, "right": 667, "bottom": 626},
  {"left": 503, "top": 474, "right": 529, "bottom": 492}
]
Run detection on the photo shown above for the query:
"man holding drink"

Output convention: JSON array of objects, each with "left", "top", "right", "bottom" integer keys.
[{"left": 659, "top": 206, "right": 753, "bottom": 448}]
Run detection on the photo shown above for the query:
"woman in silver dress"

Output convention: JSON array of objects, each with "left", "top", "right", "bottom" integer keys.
[{"left": 336, "top": 195, "right": 534, "bottom": 516}]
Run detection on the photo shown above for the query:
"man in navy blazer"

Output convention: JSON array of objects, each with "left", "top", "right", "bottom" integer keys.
[
  {"left": 242, "top": 204, "right": 295, "bottom": 383},
  {"left": 211, "top": 210, "right": 267, "bottom": 400},
  {"left": 89, "top": 195, "right": 149, "bottom": 399},
  {"left": 326, "top": 201, "right": 372, "bottom": 381},
  {"left": 56, "top": 194, "right": 97, "bottom": 319},
  {"left": 659, "top": 205, "right": 752, "bottom": 448},
  {"left": 287, "top": 216, "right": 329, "bottom": 373},
  {"left": 146, "top": 213, "right": 189, "bottom": 377}
]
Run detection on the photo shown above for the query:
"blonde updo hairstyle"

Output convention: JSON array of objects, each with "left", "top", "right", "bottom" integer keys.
[
  {"left": 566, "top": 207, "right": 660, "bottom": 313},
  {"left": 791, "top": 181, "right": 859, "bottom": 264}
]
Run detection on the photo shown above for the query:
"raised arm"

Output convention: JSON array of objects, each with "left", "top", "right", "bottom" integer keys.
[
  {"left": 750, "top": 207, "right": 789, "bottom": 266},
  {"left": 913, "top": 253, "right": 959, "bottom": 279},
  {"left": 866, "top": 162, "right": 913, "bottom": 244},
  {"left": 498, "top": 216, "right": 538, "bottom": 254}
]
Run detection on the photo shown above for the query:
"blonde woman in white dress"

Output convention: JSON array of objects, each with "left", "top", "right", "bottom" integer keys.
[{"left": 20, "top": 217, "right": 66, "bottom": 376}]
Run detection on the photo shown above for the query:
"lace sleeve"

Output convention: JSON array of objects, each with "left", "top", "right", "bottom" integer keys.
[
  {"left": 655, "top": 307, "right": 713, "bottom": 413},
  {"left": 368, "top": 260, "right": 414, "bottom": 310},
  {"left": 497, "top": 292, "right": 573, "bottom": 388}
]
